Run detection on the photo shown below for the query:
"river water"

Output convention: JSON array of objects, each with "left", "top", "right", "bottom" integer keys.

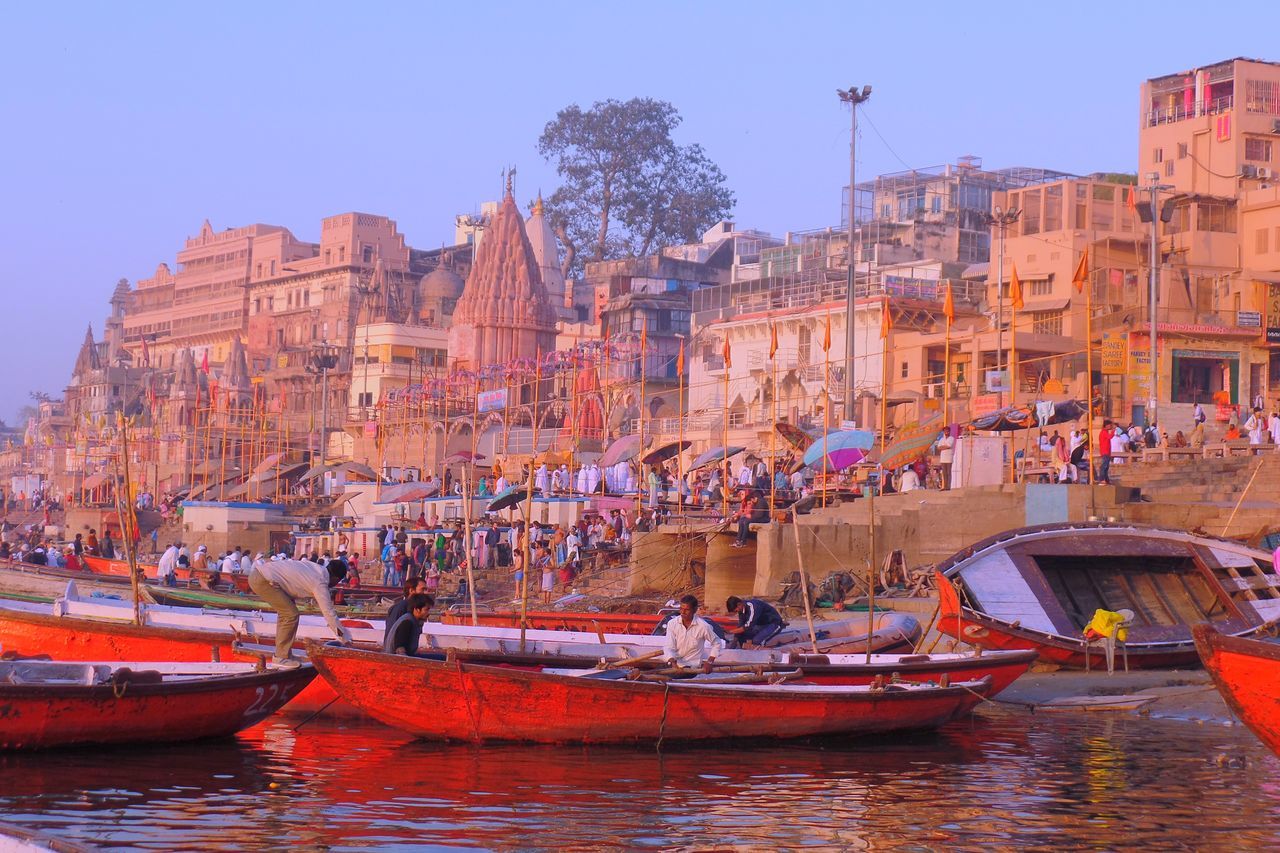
[{"left": 1, "top": 709, "right": 1277, "bottom": 851}]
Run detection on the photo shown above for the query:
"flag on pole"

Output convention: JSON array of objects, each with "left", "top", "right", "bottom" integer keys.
[
  {"left": 676, "top": 339, "right": 685, "bottom": 375},
  {"left": 822, "top": 312, "right": 831, "bottom": 352},
  {"left": 880, "top": 303, "right": 893, "bottom": 339},
  {"left": 1010, "top": 263, "right": 1024, "bottom": 311},
  {"left": 200, "top": 350, "right": 209, "bottom": 375},
  {"left": 769, "top": 321, "right": 778, "bottom": 359},
  {"left": 942, "top": 283, "right": 955, "bottom": 326},
  {"left": 1126, "top": 185, "right": 1138, "bottom": 216},
  {"left": 722, "top": 335, "right": 732, "bottom": 369},
  {"left": 141, "top": 336, "right": 151, "bottom": 367},
  {"left": 1072, "top": 249, "right": 1090, "bottom": 293}
]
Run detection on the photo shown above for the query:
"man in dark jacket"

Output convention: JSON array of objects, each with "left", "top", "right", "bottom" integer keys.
[
  {"left": 383, "top": 592, "right": 434, "bottom": 656},
  {"left": 725, "top": 595, "right": 786, "bottom": 649}
]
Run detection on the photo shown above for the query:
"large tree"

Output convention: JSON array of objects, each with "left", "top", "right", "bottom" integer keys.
[{"left": 538, "top": 98, "right": 734, "bottom": 277}]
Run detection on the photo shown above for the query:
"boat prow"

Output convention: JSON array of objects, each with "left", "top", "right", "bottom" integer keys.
[{"left": 1192, "top": 623, "right": 1280, "bottom": 757}]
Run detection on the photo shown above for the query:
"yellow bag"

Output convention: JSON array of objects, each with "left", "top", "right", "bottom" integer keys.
[{"left": 1085, "top": 608, "right": 1129, "bottom": 642}]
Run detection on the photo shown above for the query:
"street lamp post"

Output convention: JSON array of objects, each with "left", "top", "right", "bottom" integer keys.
[
  {"left": 309, "top": 344, "right": 340, "bottom": 464},
  {"left": 985, "top": 206, "right": 1021, "bottom": 408},
  {"left": 838, "top": 84, "right": 871, "bottom": 425}
]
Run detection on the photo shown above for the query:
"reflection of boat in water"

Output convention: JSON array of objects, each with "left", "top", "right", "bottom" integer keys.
[
  {"left": 1193, "top": 624, "right": 1280, "bottom": 757},
  {"left": 0, "top": 659, "right": 314, "bottom": 750},
  {"left": 936, "top": 523, "right": 1280, "bottom": 668},
  {"left": 308, "top": 641, "right": 992, "bottom": 744}
]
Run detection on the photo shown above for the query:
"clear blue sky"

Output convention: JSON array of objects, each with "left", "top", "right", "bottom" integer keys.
[{"left": 1, "top": 1, "right": 1273, "bottom": 424}]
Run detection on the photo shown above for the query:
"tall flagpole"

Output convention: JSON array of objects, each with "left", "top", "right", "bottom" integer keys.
[
  {"left": 721, "top": 331, "right": 731, "bottom": 520},
  {"left": 822, "top": 312, "right": 832, "bottom": 508},
  {"left": 519, "top": 351, "right": 542, "bottom": 650},
  {"left": 943, "top": 283, "right": 954, "bottom": 430},
  {"left": 677, "top": 338, "right": 686, "bottom": 514},
  {"left": 1076, "top": 249, "right": 1096, "bottom": 508},
  {"left": 1009, "top": 263, "right": 1022, "bottom": 483},
  {"left": 636, "top": 321, "right": 648, "bottom": 517},
  {"left": 770, "top": 320, "right": 779, "bottom": 514}
]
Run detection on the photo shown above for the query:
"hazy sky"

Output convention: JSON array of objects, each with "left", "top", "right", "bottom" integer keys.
[{"left": 1, "top": 1, "right": 1274, "bottom": 423}]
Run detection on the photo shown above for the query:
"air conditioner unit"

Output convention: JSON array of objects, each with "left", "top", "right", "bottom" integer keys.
[
  {"left": 1258, "top": 167, "right": 1273, "bottom": 179},
  {"left": 1272, "top": 119, "right": 1280, "bottom": 134},
  {"left": 1241, "top": 164, "right": 1259, "bottom": 178}
]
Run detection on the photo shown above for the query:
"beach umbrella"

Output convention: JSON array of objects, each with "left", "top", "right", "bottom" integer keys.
[
  {"left": 486, "top": 484, "right": 528, "bottom": 513},
  {"left": 445, "top": 451, "right": 485, "bottom": 465},
  {"left": 774, "top": 422, "right": 816, "bottom": 451},
  {"left": 690, "top": 445, "right": 745, "bottom": 472},
  {"left": 338, "top": 461, "right": 380, "bottom": 481},
  {"left": 802, "top": 429, "right": 875, "bottom": 473},
  {"left": 598, "top": 434, "right": 642, "bottom": 468},
  {"left": 876, "top": 419, "right": 943, "bottom": 471},
  {"left": 376, "top": 481, "right": 440, "bottom": 504},
  {"left": 641, "top": 439, "right": 692, "bottom": 465},
  {"left": 251, "top": 452, "right": 285, "bottom": 477}
]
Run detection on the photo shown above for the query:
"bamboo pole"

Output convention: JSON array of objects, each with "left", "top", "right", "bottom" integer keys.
[
  {"left": 770, "top": 339, "right": 778, "bottom": 514},
  {"left": 1085, "top": 257, "right": 1097, "bottom": 511},
  {"left": 677, "top": 340, "right": 685, "bottom": 514},
  {"left": 519, "top": 356, "right": 543, "bottom": 652},
  {"left": 869, "top": 318, "right": 890, "bottom": 664},
  {"left": 114, "top": 416, "right": 143, "bottom": 626},
  {"left": 789, "top": 520, "right": 820, "bottom": 654},
  {"left": 638, "top": 327, "right": 648, "bottom": 517},
  {"left": 721, "top": 340, "right": 730, "bottom": 520}
]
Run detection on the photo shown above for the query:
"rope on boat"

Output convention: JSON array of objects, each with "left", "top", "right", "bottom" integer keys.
[
  {"left": 656, "top": 682, "right": 671, "bottom": 753},
  {"left": 455, "top": 658, "right": 480, "bottom": 742}
]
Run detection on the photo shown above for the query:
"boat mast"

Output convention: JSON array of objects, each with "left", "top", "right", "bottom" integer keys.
[{"left": 113, "top": 414, "right": 144, "bottom": 626}]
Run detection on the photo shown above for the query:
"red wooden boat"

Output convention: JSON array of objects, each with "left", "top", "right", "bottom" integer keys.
[
  {"left": 936, "top": 522, "right": 1280, "bottom": 669},
  {"left": 441, "top": 607, "right": 737, "bottom": 634},
  {"left": 0, "top": 601, "right": 346, "bottom": 717},
  {"left": 306, "top": 642, "right": 992, "bottom": 744},
  {"left": 0, "top": 659, "right": 315, "bottom": 750},
  {"left": 1193, "top": 624, "right": 1280, "bottom": 757}
]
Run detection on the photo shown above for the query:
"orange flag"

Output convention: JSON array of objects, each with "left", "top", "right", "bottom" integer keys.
[
  {"left": 1126, "top": 185, "right": 1138, "bottom": 216},
  {"left": 1072, "top": 249, "right": 1090, "bottom": 294},
  {"left": 639, "top": 318, "right": 647, "bottom": 353},
  {"left": 1010, "top": 263, "right": 1024, "bottom": 311},
  {"left": 769, "top": 321, "right": 778, "bottom": 359},
  {"left": 822, "top": 312, "right": 831, "bottom": 352},
  {"left": 676, "top": 339, "right": 685, "bottom": 375},
  {"left": 943, "top": 283, "right": 955, "bottom": 326},
  {"left": 722, "top": 335, "right": 732, "bottom": 369},
  {"left": 880, "top": 303, "right": 893, "bottom": 340}
]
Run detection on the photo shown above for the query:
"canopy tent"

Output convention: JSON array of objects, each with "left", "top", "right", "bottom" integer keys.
[
  {"left": 690, "top": 445, "right": 745, "bottom": 472},
  {"left": 968, "top": 399, "right": 1087, "bottom": 433},
  {"left": 598, "top": 435, "right": 642, "bottom": 469},
  {"left": 641, "top": 440, "right": 691, "bottom": 465}
]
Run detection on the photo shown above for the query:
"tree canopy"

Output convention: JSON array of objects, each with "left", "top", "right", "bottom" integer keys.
[{"left": 538, "top": 98, "right": 734, "bottom": 277}]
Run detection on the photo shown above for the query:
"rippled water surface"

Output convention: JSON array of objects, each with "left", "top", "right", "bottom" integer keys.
[{"left": 1, "top": 709, "right": 1277, "bottom": 851}]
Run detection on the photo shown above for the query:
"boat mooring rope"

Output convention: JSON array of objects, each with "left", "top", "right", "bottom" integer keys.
[{"left": 656, "top": 682, "right": 671, "bottom": 752}]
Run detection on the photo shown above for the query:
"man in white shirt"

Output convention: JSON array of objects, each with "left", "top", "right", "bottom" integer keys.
[
  {"left": 248, "top": 558, "right": 353, "bottom": 666},
  {"left": 221, "top": 550, "right": 239, "bottom": 575},
  {"left": 899, "top": 466, "right": 921, "bottom": 493},
  {"left": 737, "top": 463, "right": 753, "bottom": 489},
  {"left": 157, "top": 543, "right": 179, "bottom": 587},
  {"left": 663, "top": 595, "right": 723, "bottom": 672},
  {"left": 937, "top": 432, "right": 955, "bottom": 490}
]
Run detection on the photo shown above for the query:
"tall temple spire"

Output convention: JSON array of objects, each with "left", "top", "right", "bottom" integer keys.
[{"left": 448, "top": 191, "right": 557, "bottom": 369}]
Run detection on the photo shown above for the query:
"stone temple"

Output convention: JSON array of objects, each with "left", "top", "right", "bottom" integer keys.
[{"left": 447, "top": 185, "right": 558, "bottom": 369}]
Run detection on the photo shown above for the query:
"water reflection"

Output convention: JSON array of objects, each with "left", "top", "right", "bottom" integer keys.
[{"left": 0, "top": 710, "right": 1276, "bottom": 850}]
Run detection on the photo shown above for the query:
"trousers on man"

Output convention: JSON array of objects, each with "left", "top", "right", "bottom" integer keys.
[{"left": 249, "top": 569, "right": 301, "bottom": 661}]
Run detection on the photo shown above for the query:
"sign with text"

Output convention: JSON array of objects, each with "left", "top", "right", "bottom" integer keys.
[
  {"left": 1238, "top": 310, "right": 1262, "bottom": 327},
  {"left": 1100, "top": 332, "right": 1127, "bottom": 375},
  {"left": 476, "top": 388, "right": 508, "bottom": 414},
  {"left": 984, "top": 370, "right": 1009, "bottom": 393}
]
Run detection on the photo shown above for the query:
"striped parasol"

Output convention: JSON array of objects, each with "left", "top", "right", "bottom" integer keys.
[
  {"left": 802, "top": 429, "right": 875, "bottom": 473},
  {"left": 774, "top": 422, "right": 816, "bottom": 451},
  {"left": 875, "top": 418, "right": 943, "bottom": 471}
]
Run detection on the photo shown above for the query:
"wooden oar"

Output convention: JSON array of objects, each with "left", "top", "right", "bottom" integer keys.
[{"left": 603, "top": 649, "right": 663, "bottom": 669}]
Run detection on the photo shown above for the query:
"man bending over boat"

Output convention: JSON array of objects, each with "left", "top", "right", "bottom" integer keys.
[
  {"left": 383, "top": 593, "right": 434, "bottom": 656},
  {"left": 725, "top": 596, "right": 785, "bottom": 649},
  {"left": 248, "top": 558, "right": 353, "bottom": 668},
  {"left": 664, "top": 594, "right": 723, "bottom": 674}
]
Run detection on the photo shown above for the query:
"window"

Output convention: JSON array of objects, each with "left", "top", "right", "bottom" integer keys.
[
  {"left": 1021, "top": 189, "right": 1041, "bottom": 235},
  {"left": 324, "top": 250, "right": 331, "bottom": 265},
  {"left": 1196, "top": 201, "right": 1237, "bottom": 233},
  {"left": 1031, "top": 310, "right": 1063, "bottom": 335},
  {"left": 1258, "top": 228, "right": 1270, "bottom": 255},
  {"left": 287, "top": 292, "right": 293, "bottom": 308},
  {"left": 1044, "top": 185, "right": 1063, "bottom": 232},
  {"left": 1245, "top": 138, "right": 1273, "bottom": 162},
  {"left": 362, "top": 245, "right": 374, "bottom": 264},
  {"left": 304, "top": 290, "right": 310, "bottom": 306},
  {"left": 1030, "top": 278, "right": 1053, "bottom": 297},
  {"left": 897, "top": 187, "right": 926, "bottom": 220},
  {"left": 1153, "top": 147, "right": 1164, "bottom": 164},
  {"left": 338, "top": 246, "right": 345, "bottom": 263},
  {"left": 270, "top": 260, "right": 276, "bottom": 276},
  {"left": 931, "top": 194, "right": 942, "bottom": 214},
  {"left": 900, "top": 361, "right": 909, "bottom": 379},
  {"left": 358, "top": 392, "right": 373, "bottom": 408},
  {"left": 1164, "top": 161, "right": 1174, "bottom": 177},
  {"left": 276, "top": 329, "right": 284, "bottom": 346},
  {"left": 1177, "top": 142, "right": 1188, "bottom": 160},
  {"left": 256, "top": 263, "right": 263, "bottom": 277},
  {"left": 798, "top": 325, "right": 811, "bottom": 364}
]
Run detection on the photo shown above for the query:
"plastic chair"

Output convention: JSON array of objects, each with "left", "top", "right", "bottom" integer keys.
[{"left": 1083, "top": 608, "right": 1134, "bottom": 674}]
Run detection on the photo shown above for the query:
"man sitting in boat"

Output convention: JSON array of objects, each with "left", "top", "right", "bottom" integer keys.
[
  {"left": 383, "top": 593, "right": 434, "bottom": 656},
  {"left": 383, "top": 577, "right": 429, "bottom": 648},
  {"left": 725, "top": 596, "right": 785, "bottom": 649},
  {"left": 248, "top": 558, "right": 353, "bottom": 668},
  {"left": 663, "top": 595, "right": 723, "bottom": 674}
]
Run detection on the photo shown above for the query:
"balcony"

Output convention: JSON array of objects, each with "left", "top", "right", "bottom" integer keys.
[{"left": 1145, "top": 95, "right": 1234, "bottom": 127}]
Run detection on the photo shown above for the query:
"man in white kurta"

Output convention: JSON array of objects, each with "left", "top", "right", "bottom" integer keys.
[
  {"left": 156, "top": 544, "right": 179, "bottom": 586},
  {"left": 663, "top": 595, "right": 723, "bottom": 672}
]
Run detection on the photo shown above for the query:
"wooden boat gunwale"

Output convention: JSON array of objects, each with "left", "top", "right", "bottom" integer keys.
[
  {"left": 936, "top": 521, "right": 1280, "bottom": 652},
  {"left": 1192, "top": 623, "right": 1280, "bottom": 756}
]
